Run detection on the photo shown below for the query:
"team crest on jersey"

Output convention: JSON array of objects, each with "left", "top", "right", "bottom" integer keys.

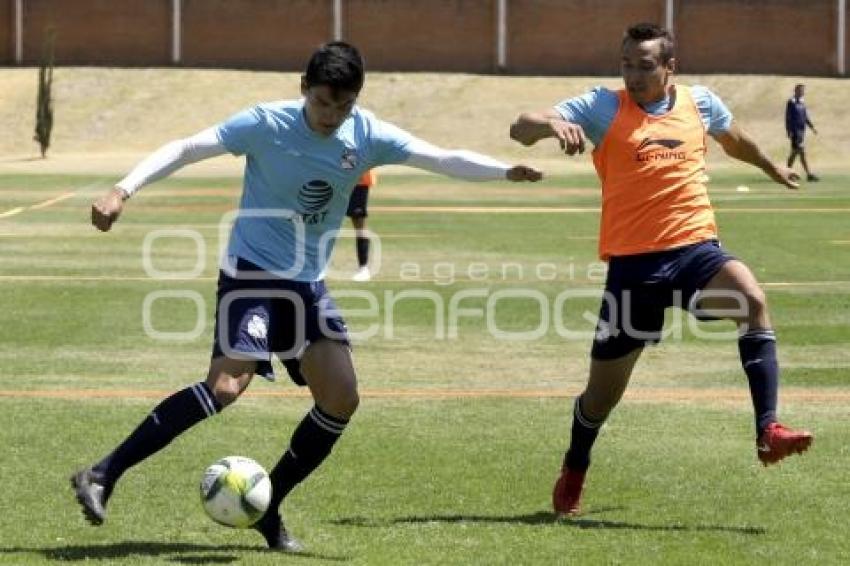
[
  {"left": 340, "top": 147, "right": 358, "bottom": 170},
  {"left": 247, "top": 314, "right": 268, "bottom": 339}
]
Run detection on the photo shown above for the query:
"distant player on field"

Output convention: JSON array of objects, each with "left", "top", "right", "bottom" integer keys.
[
  {"left": 786, "top": 83, "right": 819, "bottom": 181},
  {"left": 73, "top": 41, "right": 541, "bottom": 551},
  {"left": 347, "top": 169, "right": 374, "bottom": 281},
  {"left": 510, "top": 23, "right": 812, "bottom": 518}
]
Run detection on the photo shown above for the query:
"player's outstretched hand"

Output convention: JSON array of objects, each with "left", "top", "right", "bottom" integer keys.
[
  {"left": 91, "top": 187, "right": 127, "bottom": 231},
  {"left": 770, "top": 165, "right": 800, "bottom": 190},
  {"left": 506, "top": 165, "right": 543, "bottom": 182},
  {"left": 550, "top": 119, "right": 586, "bottom": 156}
]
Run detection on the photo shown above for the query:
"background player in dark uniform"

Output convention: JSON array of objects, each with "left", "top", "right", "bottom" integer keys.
[
  {"left": 347, "top": 169, "right": 374, "bottom": 281},
  {"left": 786, "top": 84, "right": 819, "bottom": 181}
]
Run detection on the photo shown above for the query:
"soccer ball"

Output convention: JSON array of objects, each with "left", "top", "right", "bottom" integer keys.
[{"left": 199, "top": 456, "right": 271, "bottom": 528}]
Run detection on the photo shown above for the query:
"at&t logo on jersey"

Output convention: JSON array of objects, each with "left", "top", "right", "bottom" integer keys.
[{"left": 297, "top": 180, "right": 334, "bottom": 224}]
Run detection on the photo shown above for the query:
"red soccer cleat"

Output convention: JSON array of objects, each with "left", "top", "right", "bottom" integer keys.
[
  {"left": 757, "top": 422, "right": 813, "bottom": 466},
  {"left": 553, "top": 467, "right": 585, "bottom": 517}
]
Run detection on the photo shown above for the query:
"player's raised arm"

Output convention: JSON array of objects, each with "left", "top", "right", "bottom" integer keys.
[
  {"left": 712, "top": 121, "right": 800, "bottom": 190},
  {"left": 510, "top": 108, "right": 586, "bottom": 155},
  {"left": 91, "top": 127, "right": 227, "bottom": 231},
  {"left": 401, "top": 137, "right": 542, "bottom": 182}
]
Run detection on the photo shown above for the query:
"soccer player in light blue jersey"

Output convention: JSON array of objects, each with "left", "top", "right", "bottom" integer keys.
[{"left": 74, "top": 42, "right": 541, "bottom": 551}]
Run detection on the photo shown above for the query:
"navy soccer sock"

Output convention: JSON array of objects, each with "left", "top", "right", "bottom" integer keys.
[
  {"left": 738, "top": 329, "right": 779, "bottom": 437},
  {"left": 93, "top": 382, "right": 222, "bottom": 485},
  {"left": 264, "top": 405, "right": 348, "bottom": 518},
  {"left": 564, "top": 395, "right": 604, "bottom": 473},
  {"left": 355, "top": 236, "right": 370, "bottom": 267}
]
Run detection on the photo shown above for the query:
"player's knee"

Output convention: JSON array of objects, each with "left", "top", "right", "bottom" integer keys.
[
  {"left": 206, "top": 358, "right": 256, "bottom": 407},
  {"left": 744, "top": 287, "right": 768, "bottom": 320},
  {"left": 580, "top": 394, "right": 615, "bottom": 422},
  {"left": 337, "top": 387, "right": 360, "bottom": 419},
  {"left": 321, "top": 384, "right": 359, "bottom": 420},
  {"left": 209, "top": 375, "right": 249, "bottom": 407},
  {"left": 211, "top": 384, "right": 239, "bottom": 407}
]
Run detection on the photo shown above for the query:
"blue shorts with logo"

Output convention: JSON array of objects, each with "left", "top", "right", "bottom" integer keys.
[
  {"left": 211, "top": 257, "right": 349, "bottom": 385},
  {"left": 591, "top": 239, "right": 735, "bottom": 360}
]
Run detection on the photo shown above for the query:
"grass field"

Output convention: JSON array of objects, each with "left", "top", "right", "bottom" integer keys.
[{"left": 1, "top": 169, "right": 849, "bottom": 565}]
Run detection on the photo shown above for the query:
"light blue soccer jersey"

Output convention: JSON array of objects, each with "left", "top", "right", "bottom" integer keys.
[
  {"left": 216, "top": 100, "right": 413, "bottom": 281},
  {"left": 554, "top": 85, "right": 733, "bottom": 147}
]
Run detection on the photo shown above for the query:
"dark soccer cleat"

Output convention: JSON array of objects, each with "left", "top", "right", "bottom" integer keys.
[
  {"left": 807, "top": 174, "right": 820, "bottom": 182},
  {"left": 70, "top": 468, "right": 112, "bottom": 525},
  {"left": 253, "top": 512, "right": 303, "bottom": 553},
  {"left": 552, "top": 467, "right": 585, "bottom": 518},
  {"left": 757, "top": 422, "right": 813, "bottom": 466}
]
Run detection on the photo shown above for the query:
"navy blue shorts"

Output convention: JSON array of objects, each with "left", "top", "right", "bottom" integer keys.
[
  {"left": 211, "top": 258, "right": 349, "bottom": 384},
  {"left": 790, "top": 130, "right": 805, "bottom": 150},
  {"left": 346, "top": 185, "right": 369, "bottom": 218},
  {"left": 591, "top": 240, "right": 735, "bottom": 360}
]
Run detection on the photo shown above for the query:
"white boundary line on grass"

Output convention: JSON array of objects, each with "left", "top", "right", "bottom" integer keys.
[
  {"left": 0, "top": 179, "right": 107, "bottom": 219},
  {"left": 28, "top": 191, "right": 77, "bottom": 210},
  {"left": 0, "top": 274, "right": 847, "bottom": 288},
  {"left": 1, "top": 386, "right": 848, "bottom": 403},
  {"left": 368, "top": 206, "right": 850, "bottom": 214},
  {"left": 7, "top": 202, "right": 841, "bottom": 217},
  {"left": 0, "top": 207, "right": 25, "bottom": 219}
]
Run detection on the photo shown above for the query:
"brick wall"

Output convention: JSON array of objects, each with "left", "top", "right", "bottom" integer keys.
[
  {"left": 1, "top": 0, "right": 845, "bottom": 75},
  {"left": 0, "top": 0, "right": 11, "bottom": 64},
  {"left": 346, "top": 0, "right": 495, "bottom": 72},
  {"left": 508, "top": 0, "right": 665, "bottom": 75},
  {"left": 181, "top": 0, "right": 331, "bottom": 69},
  {"left": 676, "top": 0, "right": 837, "bottom": 75},
  {"left": 22, "top": 0, "right": 171, "bottom": 66}
]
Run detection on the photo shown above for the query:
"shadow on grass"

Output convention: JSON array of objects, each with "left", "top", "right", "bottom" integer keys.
[
  {"left": 0, "top": 541, "right": 350, "bottom": 562},
  {"left": 369, "top": 511, "right": 557, "bottom": 526},
  {"left": 335, "top": 509, "right": 614, "bottom": 527},
  {"left": 334, "top": 509, "right": 766, "bottom": 535},
  {"left": 561, "top": 518, "right": 766, "bottom": 535},
  {"left": 0, "top": 156, "right": 44, "bottom": 163}
]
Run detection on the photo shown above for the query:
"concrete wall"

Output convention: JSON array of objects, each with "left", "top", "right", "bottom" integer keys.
[{"left": 2, "top": 0, "right": 847, "bottom": 75}]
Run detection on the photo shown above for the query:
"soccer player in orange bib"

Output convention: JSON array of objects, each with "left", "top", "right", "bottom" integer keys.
[{"left": 510, "top": 23, "right": 813, "bottom": 517}]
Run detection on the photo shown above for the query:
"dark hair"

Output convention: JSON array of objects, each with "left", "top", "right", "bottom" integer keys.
[
  {"left": 623, "top": 23, "right": 675, "bottom": 64},
  {"left": 303, "top": 41, "right": 364, "bottom": 94}
]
